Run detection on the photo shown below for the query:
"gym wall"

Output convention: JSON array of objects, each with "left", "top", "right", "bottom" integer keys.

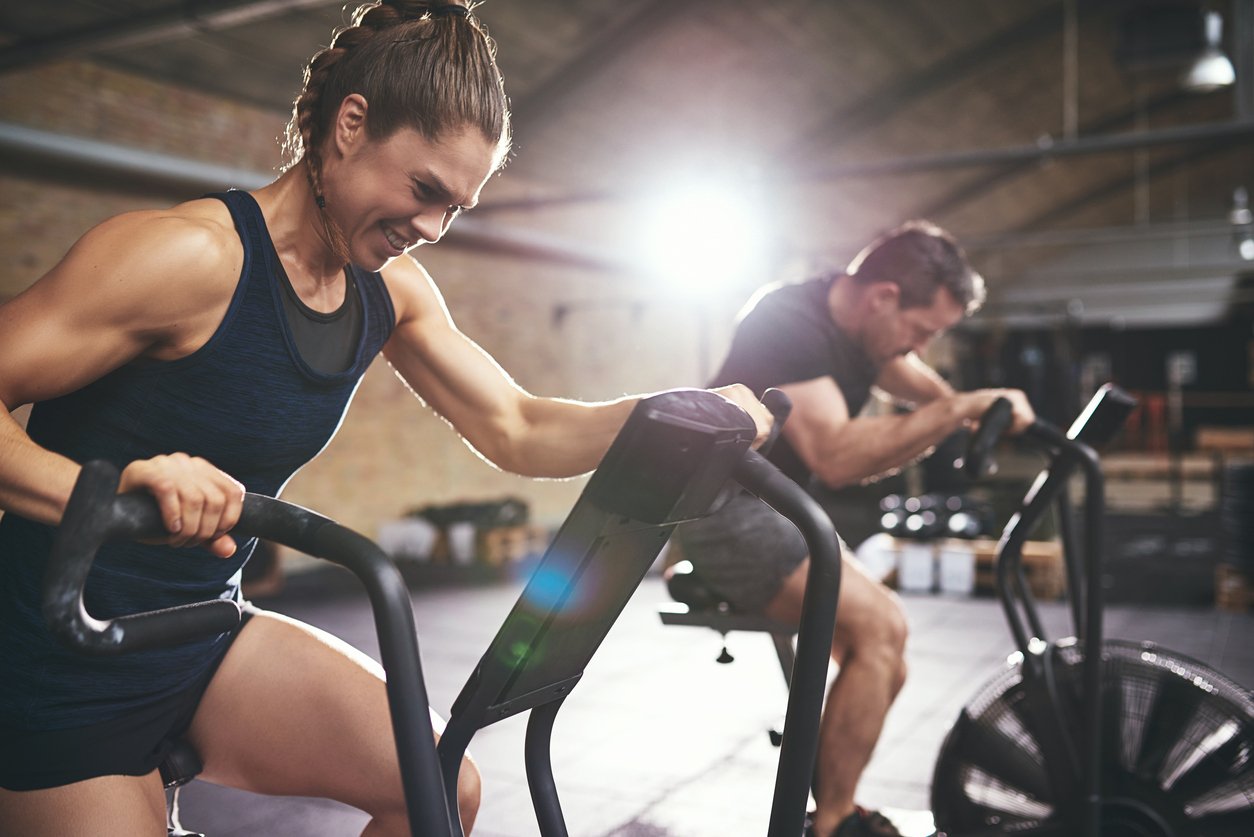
[{"left": 0, "top": 59, "right": 744, "bottom": 538}]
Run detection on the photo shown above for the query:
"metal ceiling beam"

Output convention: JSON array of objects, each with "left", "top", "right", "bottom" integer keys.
[
  {"left": 969, "top": 139, "right": 1248, "bottom": 250},
  {"left": 0, "top": 120, "right": 627, "bottom": 271},
  {"left": 911, "top": 88, "right": 1193, "bottom": 221},
  {"left": 476, "top": 2, "right": 1089, "bottom": 215},
  {"left": 781, "top": 0, "right": 1116, "bottom": 160},
  {"left": 474, "top": 114, "right": 1254, "bottom": 215},
  {"left": 0, "top": 120, "right": 272, "bottom": 191},
  {"left": 960, "top": 218, "right": 1239, "bottom": 250},
  {"left": 801, "top": 118, "right": 1254, "bottom": 180},
  {"left": 0, "top": 0, "right": 336, "bottom": 73},
  {"left": 509, "top": 0, "right": 712, "bottom": 142}
]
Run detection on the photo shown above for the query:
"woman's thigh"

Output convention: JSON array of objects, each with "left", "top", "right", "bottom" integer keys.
[
  {"left": 0, "top": 772, "right": 166, "bottom": 837},
  {"left": 186, "top": 609, "right": 414, "bottom": 812}
]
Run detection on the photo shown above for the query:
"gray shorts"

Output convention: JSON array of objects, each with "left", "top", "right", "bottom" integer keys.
[{"left": 672, "top": 490, "right": 810, "bottom": 614}]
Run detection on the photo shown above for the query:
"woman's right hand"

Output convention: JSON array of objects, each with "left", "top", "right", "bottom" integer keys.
[{"left": 116, "top": 454, "right": 245, "bottom": 557}]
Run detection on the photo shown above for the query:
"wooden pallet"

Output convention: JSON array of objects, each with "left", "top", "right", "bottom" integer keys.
[{"left": 881, "top": 537, "right": 1065, "bottom": 599}]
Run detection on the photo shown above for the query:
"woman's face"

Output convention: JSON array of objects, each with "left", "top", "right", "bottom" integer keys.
[{"left": 326, "top": 121, "right": 498, "bottom": 269}]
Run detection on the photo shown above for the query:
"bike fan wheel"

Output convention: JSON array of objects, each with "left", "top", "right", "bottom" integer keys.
[{"left": 931, "top": 640, "right": 1254, "bottom": 836}]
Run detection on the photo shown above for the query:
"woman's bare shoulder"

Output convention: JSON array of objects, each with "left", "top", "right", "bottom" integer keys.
[{"left": 85, "top": 198, "right": 240, "bottom": 273}]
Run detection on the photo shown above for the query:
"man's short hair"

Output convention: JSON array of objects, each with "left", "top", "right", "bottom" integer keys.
[{"left": 846, "top": 220, "right": 986, "bottom": 314}]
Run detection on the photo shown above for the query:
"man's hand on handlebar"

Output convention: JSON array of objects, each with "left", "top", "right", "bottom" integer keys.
[
  {"left": 709, "top": 384, "right": 775, "bottom": 449},
  {"left": 961, "top": 388, "right": 1036, "bottom": 434},
  {"left": 116, "top": 454, "right": 245, "bottom": 557}
]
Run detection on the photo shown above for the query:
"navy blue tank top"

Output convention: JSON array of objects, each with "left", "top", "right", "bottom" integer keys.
[{"left": 0, "top": 190, "right": 396, "bottom": 730}]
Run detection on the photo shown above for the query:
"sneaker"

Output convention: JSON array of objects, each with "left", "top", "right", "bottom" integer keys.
[{"left": 833, "top": 806, "right": 905, "bottom": 837}]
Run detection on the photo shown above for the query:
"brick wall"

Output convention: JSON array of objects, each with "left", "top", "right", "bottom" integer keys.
[{"left": 0, "top": 60, "right": 746, "bottom": 543}]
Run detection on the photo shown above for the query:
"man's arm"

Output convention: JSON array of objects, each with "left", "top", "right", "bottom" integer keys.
[
  {"left": 381, "top": 256, "right": 770, "bottom": 478},
  {"left": 779, "top": 376, "right": 1033, "bottom": 489},
  {"left": 874, "top": 353, "right": 954, "bottom": 406}
]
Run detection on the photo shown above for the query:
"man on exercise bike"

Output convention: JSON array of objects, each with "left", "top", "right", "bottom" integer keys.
[{"left": 674, "top": 221, "right": 1035, "bottom": 837}]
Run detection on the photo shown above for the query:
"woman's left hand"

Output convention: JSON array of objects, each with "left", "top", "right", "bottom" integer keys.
[{"left": 709, "top": 384, "right": 774, "bottom": 449}]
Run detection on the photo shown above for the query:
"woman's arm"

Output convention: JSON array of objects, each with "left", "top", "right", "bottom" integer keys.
[
  {"left": 380, "top": 256, "right": 770, "bottom": 477},
  {"left": 0, "top": 206, "right": 246, "bottom": 553}
]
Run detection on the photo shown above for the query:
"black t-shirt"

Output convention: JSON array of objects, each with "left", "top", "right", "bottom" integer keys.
[{"left": 710, "top": 275, "right": 879, "bottom": 486}]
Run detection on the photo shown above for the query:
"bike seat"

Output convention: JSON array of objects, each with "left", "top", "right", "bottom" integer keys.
[
  {"left": 665, "top": 559, "right": 731, "bottom": 613},
  {"left": 159, "top": 738, "right": 203, "bottom": 789}
]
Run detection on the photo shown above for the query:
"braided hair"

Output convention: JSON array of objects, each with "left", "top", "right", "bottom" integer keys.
[{"left": 283, "top": 1, "right": 511, "bottom": 253}]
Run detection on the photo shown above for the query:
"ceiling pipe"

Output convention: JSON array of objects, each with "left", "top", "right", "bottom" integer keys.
[
  {"left": 801, "top": 118, "right": 1254, "bottom": 180},
  {"left": 477, "top": 118, "right": 1254, "bottom": 214},
  {"left": 0, "top": 0, "right": 337, "bottom": 73},
  {"left": 960, "top": 218, "right": 1241, "bottom": 250},
  {"left": 0, "top": 120, "right": 273, "bottom": 191},
  {"left": 0, "top": 120, "right": 628, "bottom": 271}
]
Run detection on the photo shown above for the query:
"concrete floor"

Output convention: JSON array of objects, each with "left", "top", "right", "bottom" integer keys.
[{"left": 174, "top": 568, "right": 1254, "bottom": 837}]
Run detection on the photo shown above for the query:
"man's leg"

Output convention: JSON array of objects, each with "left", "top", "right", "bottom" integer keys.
[{"left": 764, "top": 550, "right": 908, "bottom": 837}]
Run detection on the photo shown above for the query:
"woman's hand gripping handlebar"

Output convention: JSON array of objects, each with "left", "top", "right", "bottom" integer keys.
[
  {"left": 45, "top": 459, "right": 342, "bottom": 655},
  {"left": 45, "top": 458, "right": 462, "bottom": 835}
]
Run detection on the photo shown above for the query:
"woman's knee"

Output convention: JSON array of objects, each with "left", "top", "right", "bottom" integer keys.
[{"left": 366, "top": 755, "right": 478, "bottom": 834}]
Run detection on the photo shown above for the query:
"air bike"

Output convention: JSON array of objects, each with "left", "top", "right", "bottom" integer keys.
[
  {"left": 931, "top": 383, "right": 1254, "bottom": 837},
  {"left": 45, "top": 387, "right": 844, "bottom": 836}
]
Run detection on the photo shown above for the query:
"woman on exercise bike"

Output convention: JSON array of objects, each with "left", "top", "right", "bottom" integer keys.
[{"left": 0, "top": 3, "right": 771, "bottom": 834}]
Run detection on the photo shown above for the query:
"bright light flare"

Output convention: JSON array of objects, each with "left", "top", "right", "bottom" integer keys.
[{"left": 634, "top": 182, "right": 769, "bottom": 292}]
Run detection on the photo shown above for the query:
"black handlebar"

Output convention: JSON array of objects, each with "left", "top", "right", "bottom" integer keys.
[
  {"left": 758, "top": 388, "right": 792, "bottom": 456},
  {"left": 730, "top": 448, "right": 842, "bottom": 837},
  {"left": 43, "top": 459, "right": 457, "bottom": 837},
  {"left": 49, "top": 461, "right": 240, "bottom": 654},
  {"left": 44, "top": 460, "right": 367, "bottom": 655},
  {"left": 961, "top": 396, "right": 1015, "bottom": 479}
]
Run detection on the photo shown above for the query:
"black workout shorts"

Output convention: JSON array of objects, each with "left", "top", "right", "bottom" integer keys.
[
  {"left": 0, "top": 608, "right": 255, "bottom": 792},
  {"left": 673, "top": 490, "right": 812, "bottom": 614}
]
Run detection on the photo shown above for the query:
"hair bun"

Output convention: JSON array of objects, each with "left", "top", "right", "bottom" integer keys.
[{"left": 429, "top": 4, "right": 469, "bottom": 18}]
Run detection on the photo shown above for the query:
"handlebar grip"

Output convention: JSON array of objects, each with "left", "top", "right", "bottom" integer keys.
[
  {"left": 45, "top": 460, "right": 254, "bottom": 656},
  {"left": 962, "top": 397, "right": 1014, "bottom": 479},
  {"left": 758, "top": 388, "right": 792, "bottom": 457}
]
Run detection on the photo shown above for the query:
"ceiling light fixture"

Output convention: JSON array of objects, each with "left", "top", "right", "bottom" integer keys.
[{"left": 1181, "top": 11, "right": 1236, "bottom": 92}]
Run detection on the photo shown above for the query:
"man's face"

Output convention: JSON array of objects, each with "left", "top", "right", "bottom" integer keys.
[{"left": 863, "top": 284, "right": 966, "bottom": 366}]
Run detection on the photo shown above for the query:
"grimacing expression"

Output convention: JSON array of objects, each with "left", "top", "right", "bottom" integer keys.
[
  {"left": 867, "top": 285, "right": 966, "bottom": 365},
  {"left": 331, "top": 123, "right": 498, "bottom": 270}
]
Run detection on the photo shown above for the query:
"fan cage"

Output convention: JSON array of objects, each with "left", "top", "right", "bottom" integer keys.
[{"left": 932, "top": 639, "right": 1254, "bottom": 835}]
